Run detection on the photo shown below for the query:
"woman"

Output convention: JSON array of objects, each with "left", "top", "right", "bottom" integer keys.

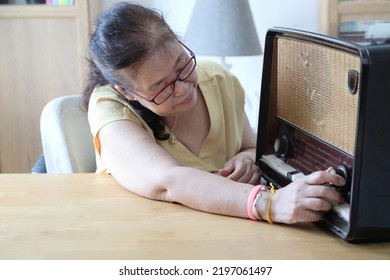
[{"left": 82, "top": 2, "right": 345, "bottom": 224}]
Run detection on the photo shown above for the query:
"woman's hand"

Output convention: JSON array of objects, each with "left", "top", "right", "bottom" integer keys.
[
  {"left": 270, "top": 170, "right": 346, "bottom": 224},
  {"left": 219, "top": 150, "right": 261, "bottom": 185}
]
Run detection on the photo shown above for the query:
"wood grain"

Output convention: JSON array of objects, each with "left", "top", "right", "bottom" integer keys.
[{"left": 0, "top": 173, "right": 389, "bottom": 260}]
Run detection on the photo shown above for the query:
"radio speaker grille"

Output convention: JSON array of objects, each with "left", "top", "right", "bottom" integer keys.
[{"left": 276, "top": 37, "right": 360, "bottom": 155}]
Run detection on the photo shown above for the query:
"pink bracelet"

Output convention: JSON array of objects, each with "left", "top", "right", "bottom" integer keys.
[{"left": 247, "top": 185, "right": 266, "bottom": 220}]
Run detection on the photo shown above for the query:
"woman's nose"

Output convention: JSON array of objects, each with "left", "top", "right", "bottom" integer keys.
[{"left": 173, "top": 80, "right": 190, "bottom": 96}]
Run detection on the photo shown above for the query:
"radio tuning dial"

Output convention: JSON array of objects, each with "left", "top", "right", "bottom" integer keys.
[
  {"left": 274, "top": 133, "right": 293, "bottom": 158},
  {"left": 335, "top": 165, "right": 349, "bottom": 181},
  {"left": 329, "top": 165, "right": 352, "bottom": 203}
]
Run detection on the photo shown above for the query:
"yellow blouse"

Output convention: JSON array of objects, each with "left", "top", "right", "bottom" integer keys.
[{"left": 88, "top": 60, "right": 245, "bottom": 173}]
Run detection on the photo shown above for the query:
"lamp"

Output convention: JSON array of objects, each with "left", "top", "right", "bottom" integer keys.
[{"left": 184, "top": 0, "right": 262, "bottom": 70}]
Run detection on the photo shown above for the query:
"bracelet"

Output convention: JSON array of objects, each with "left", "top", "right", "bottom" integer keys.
[
  {"left": 266, "top": 184, "right": 277, "bottom": 224},
  {"left": 252, "top": 191, "right": 264, "bottom": 220},
  {"left": 247, "top": 185, "right": 266, "bottom": 221}
]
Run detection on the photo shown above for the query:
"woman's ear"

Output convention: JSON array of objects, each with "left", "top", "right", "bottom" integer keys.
[{"left": 114, "top": 85, "right": 135, "bottom": 100}]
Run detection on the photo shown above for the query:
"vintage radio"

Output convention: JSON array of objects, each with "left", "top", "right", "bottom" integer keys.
[{"left": 256, "top": 27, "right": 390, "bottom": 242}]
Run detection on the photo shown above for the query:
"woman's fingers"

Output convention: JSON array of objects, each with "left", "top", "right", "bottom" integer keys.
[{"left": 304, "top": 170, "right": 346, "bottom": 187}]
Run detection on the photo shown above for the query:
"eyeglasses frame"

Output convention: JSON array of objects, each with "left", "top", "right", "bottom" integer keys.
[{"left": 125, "top": 41, "right": 196, "bottom": 105}]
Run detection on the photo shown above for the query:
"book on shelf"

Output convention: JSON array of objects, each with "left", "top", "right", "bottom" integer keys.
[{"left": 46, "top": 0, "right": 75, "bottom": 6}]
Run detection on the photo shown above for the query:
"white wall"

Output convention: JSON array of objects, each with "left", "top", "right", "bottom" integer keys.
[{"left": 100, "top": 0, "right": 323, "bottom": 131}]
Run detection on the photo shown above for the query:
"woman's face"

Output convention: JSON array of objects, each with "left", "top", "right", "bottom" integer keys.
[{"left": 120, "top": 41, "right": 199, "bottom": 117}]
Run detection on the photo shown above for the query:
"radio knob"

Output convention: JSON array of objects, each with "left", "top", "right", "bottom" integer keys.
[
  {"left": 335, "top": 165, "right": 349, "bottom": 181},
  {"left": 274, "top": 133, "right": 293, "bottom": 158},
  {"left": 330, "top": 165, "right": 352, "bottom": 203}
]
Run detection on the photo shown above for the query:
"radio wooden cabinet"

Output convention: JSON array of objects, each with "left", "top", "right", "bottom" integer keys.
[
  {"left": 256, "top": 27, "right": 390, "bottom": 242},
  {"left": 0, "top": 1, "right": 100, "bottom": 172}
]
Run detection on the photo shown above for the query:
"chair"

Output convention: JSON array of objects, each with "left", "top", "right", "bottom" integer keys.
[{"left": 40, "top": 95, "right": 96, "bottom": 173}]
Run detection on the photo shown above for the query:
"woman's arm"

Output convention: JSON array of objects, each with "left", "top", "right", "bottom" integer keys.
[
  {"left": 98, "top": 118, "right": 346, "bottom": 222},
  {"left": 98, "top": 119, "right": 252, "bottom": 218}
]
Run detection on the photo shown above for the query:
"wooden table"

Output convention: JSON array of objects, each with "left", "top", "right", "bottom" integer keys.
[{"left": 0, "top": 174, "right": 389, "bottom": 260}]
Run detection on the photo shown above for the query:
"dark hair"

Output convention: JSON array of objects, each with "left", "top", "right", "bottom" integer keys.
[{"left": 82, "top": 2, "right": 179, "bottom": 140}]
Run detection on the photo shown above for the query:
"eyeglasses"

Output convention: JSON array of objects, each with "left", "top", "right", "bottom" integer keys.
[{"left": 127, "top": 42, "right": 196, "bottom": 105}]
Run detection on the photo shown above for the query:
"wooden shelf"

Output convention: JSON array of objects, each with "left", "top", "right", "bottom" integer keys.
[
  {"left": 0, "top": 0, "right": 100, "bottom": 173},
  {"left": 319, "top": 0, "right": 390, "bottom": 39},
  {"left": 0, "top": 4, "right": 80, "bottom": 18}
]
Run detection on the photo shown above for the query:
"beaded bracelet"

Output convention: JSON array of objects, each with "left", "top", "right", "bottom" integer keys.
[
  {"left": 266, "top": 184, "right": 277, "bottom": 224},
  {"left": 247, "top": 185, "right": 267, "bottom": 221}
]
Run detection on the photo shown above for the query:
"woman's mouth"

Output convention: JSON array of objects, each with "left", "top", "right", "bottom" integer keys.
[{"left": 179, "top": 85, "right": 197, "bottom": 105}]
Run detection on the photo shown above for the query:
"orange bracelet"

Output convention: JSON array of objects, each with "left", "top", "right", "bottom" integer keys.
[{"left": 266, "top": 184, "right": 276, "bottom": 224}]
